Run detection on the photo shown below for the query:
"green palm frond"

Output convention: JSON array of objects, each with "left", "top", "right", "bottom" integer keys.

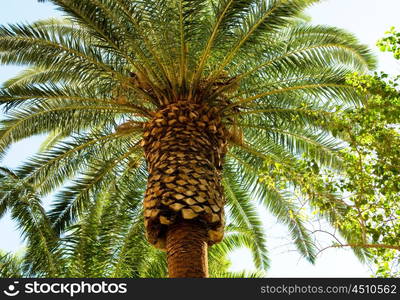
[
  {"left": 0, "top": 167, "right": 61, "bottom": 276},
  {"left": 226, "top": 153, "right": 316, "bottom": 262},
  {"left": 0, "top": 252, "right": 24, "bottom": 278},
  {"left": 223, "top": 164, "right": 269, "bottom": 270},
  {"left": 209, "top": 0, "right": 323, "bottom": 78},
  {"left": 210, "top": 270, "right": 265, "bottom": 278},
  {"left": 47, "top": 141, "right": 143, "bottom": 233}
]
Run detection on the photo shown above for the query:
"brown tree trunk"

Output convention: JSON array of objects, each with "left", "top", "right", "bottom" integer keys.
[
  {"left": 166, "top": 220, "right": 208, "bottom": 278},
  {"left": 141, "top": 101, "right": 228, "bottom": 278}
]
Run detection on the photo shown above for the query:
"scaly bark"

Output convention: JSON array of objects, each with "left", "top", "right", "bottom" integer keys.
[{"left": 141, "top": 101, "right": 227, "bottom": 277}]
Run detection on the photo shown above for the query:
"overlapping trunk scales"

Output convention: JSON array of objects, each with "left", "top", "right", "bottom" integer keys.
[{"left": 142, "top": 101, "right": 227, "bottom": 250}]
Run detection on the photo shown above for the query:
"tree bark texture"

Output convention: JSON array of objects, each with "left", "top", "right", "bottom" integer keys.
[
  {"left": 141, "top": 101, "right": 227, "bottom": 277},
  {"left": 166, "top": 220, "right": 208, "bottom": 278}
]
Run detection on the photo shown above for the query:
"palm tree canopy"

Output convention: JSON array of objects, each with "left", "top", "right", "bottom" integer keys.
[{"left": 0, "top": 0, "right": 375, "bottom": 271}]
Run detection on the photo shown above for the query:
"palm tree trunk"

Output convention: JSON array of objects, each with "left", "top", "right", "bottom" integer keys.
[
  {"left": 166, "top": 220, "right": 208, "bottom": 278},
  {"left": 141, "top": 101, "right": 227, "bottom": 278}
]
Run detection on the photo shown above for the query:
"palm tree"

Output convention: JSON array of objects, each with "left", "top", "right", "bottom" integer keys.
[
  {"left": 0, "top": 167, "right": 263, "bottom": 278},
  {"left": 0, "top": 0, "right": 375, "bottom": 277}
]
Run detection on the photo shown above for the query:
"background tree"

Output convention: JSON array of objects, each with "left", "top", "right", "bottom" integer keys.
[
  {"left": 335, "top": 71, "right": 400, "bottom": 277},
  {"left": 378, "top": 27, "right": 400, "bottom": 59},
  {"left": 0, "top": 0, "right": 375, "bottom": 277},
  {"left": 258, "top": 29, "right": 400, "bottom": 277}
]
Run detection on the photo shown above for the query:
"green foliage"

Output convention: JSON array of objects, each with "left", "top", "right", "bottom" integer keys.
[
  {"left": 0, "top": 252, "right": 24, "bottom": 278},
  {"left": 377, "top": 27, "right": 400, "bottom": 59},
  {"left": 258, "top": 45, "right": 400, "bottom": 276},
  {"left": 336, "top": 71, "right": 400, "bottom": 277}
]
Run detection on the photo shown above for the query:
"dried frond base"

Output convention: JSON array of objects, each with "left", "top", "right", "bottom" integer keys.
[{"left": 142, "top": 101, "right": 227, "bottom": 250}]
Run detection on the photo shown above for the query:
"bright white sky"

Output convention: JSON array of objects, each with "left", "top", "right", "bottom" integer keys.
[{"left": 0, "top": 0, "right": 399, "bottom": 277}]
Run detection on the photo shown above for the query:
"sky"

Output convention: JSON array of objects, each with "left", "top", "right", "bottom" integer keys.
[{"left": 0, "top": 0, "right": 399, "bottom": 277}]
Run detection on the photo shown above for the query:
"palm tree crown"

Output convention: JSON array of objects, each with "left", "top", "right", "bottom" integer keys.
[{"left": 0, "top": 0, "right": 375, "bottom": 276}]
